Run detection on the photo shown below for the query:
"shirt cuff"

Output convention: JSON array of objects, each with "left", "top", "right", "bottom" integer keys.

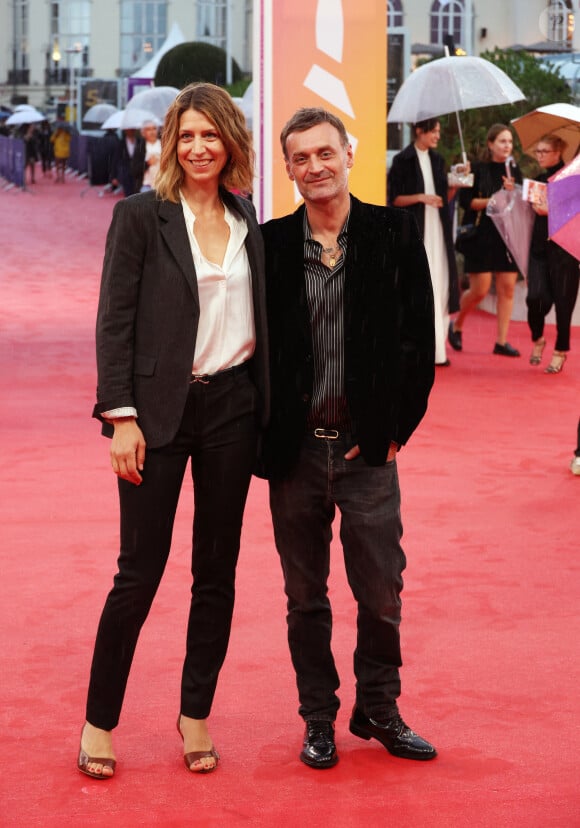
[{"left": 102, "top": 407, "right": 138, "bottom": 420}]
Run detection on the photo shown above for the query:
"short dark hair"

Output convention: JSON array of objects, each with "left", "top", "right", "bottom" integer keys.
[
  {"left": 280, "top": 107, "right": 349, "bottom": 158},
  {"left": 412, "top": 118, "right": 440, "bottom": 135}
]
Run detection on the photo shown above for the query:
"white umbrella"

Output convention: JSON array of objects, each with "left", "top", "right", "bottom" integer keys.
[
  {"left": 125, "top": 86, "right": 179, "bottom": 124},
  {"left": 388, "top": 54, "right": 526, "bottom": 162},
  {"left": 13, "top": 104, "right": 37, "bottom": 112},
  {"left": 5, "top": 109, "right": 46, "bottom": 126},
  {"left": 83, "top": 103, "right": 119, "bottom": 126},
  {"left": 511, "top": 103, "right": 580, "bottom": 163},
  {"left": 101, "top": 108, "right": 159, "bottom": 131}
]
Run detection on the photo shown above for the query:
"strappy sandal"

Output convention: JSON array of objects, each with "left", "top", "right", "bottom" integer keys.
[
  {"left": 77, "top": 726, "right": 116, "bottom": 779},
  {"left": 529, "top": 337, "right": 546, "bottom": 365},
  {"left": 177, "top": 717, "right": 220, "bottom": 774},
  {"left": 544, "top": 351, "right": 567, "bottom": 374}
]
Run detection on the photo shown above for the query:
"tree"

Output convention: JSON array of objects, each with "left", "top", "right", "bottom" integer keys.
[
  {"left": 154, "top": 42, "right": 243, "bottom": 90},
  {"left": 437, "top": 48, "right": 572, "bottom": 176}
]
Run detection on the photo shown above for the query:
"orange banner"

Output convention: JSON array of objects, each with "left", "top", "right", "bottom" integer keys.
[{"left": 256, "top": 0, "right": 387, "bottom": 220}]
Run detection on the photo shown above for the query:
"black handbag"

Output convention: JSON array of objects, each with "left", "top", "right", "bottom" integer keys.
[{"left": 455, "top": 211, "right": 482, "bottom": 257}]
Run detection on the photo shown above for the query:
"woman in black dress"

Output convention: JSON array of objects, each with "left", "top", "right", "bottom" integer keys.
[
  {"left": 526, "top": 134, "right": 579, "bottom": 374},
  {"left": 448, "top": 123, "right": 522, "bottom": 357}
]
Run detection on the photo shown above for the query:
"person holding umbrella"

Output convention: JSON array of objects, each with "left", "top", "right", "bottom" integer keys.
[
  {"left": 448, "top": 123, "right": 523, "bottom": 357},
  {"left": 526, "top": 134, "right": 579, "bottom": 374},
  {"left": 388, "top": 118, "right": 461, "bottom": 366}
]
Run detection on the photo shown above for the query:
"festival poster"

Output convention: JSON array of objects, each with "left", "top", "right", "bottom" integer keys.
[{"left": 255, "top": 0, "right": 387, "bottom": 220}]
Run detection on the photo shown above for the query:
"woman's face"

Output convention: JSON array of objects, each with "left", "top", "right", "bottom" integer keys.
[
  {"left": 488, "top": 129, "right": 513, "bottom": 162},
  {"left": 534, "top": 142, "right": 561, "bottom": 168},
  {"left": 415, "top": 123, "right": 441, "bottom": 151},
  {"left": 176, "top": 108, "right": 228, "bottom": 190}
]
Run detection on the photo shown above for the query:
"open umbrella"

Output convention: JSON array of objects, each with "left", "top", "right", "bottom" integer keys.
[
  {"left": 387, "top": 54, "right": 525, "bottom": 163},
  {"left": 125, "top": 86, "right": 179, "bottom": 124},
  {"left": 83, "top": 103, "right": 119, "bottom": 126},
  {"left": 547, "top": 153, "right": 580, "bottom": 261},
  {"left": 511, "top": 103, "right": 580, "bottom": 163},
  {"left": 101, "top": 108, "right": 159, "bottom": 131},
  {"left": 5, "top": 109, "right": 46, "bottom": 126}
]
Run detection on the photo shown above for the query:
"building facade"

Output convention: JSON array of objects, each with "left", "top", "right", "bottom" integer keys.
[
  {"left": 1, "top": 1, "right": 578, "bottom": 111},
  {"left": 0, "top": 0, "right": 253, "bottom": 110}
]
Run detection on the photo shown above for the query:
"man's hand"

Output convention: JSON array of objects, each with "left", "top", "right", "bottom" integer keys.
[
  {"left": 110, "top": 418, "right": 146, "bottom": 485},
  {"left": 344, "top": 442, "right": 399, "bottom": 462}
]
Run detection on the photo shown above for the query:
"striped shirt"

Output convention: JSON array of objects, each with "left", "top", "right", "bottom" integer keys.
[{"left": 303, "top": 211, "right": 352, "bottom": 431}]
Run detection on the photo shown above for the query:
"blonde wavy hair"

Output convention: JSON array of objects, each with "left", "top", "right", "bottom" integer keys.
[{"left": 155, "top": 82, "right": 254, "bottom": 202}]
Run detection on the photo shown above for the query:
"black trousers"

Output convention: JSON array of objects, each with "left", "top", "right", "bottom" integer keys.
[
  {"left": 526, "top": 245, "right": 579, "bottom": 351},
  {"left": 86, "top": 367, "right": 259, "bottom": 730}
]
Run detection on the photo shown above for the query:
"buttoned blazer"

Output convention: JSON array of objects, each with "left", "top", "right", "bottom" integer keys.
[
  {"left": 93, "top": 188, "right": 269, "bottom": 448},
  {"left": 259, "top": 195, "right": 435, "bottom": 479}
]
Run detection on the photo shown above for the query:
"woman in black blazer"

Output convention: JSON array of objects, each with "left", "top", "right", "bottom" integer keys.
[
  {"left": 388, "top": 118, "right": 460, "bottom": 366},
  {"left": 78, "top": 83, "right": 268, "bottom": 778}
]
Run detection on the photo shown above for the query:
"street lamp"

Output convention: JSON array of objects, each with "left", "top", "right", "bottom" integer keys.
[{"left": 65, "top": 43, "right": 82, "bottom": 126}]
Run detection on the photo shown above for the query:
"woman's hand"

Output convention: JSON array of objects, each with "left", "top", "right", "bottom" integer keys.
[
  {"left": 422, "top": 193, "right": 443, "bottom": 208},
  {"left": 502, "top": 175, "right": 515, "bottom": 191},
  {"left": 110, "top": 418, "right": 146, "bottom": 485}
]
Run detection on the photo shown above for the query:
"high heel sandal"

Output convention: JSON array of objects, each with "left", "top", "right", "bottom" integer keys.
[
  {"left": 77, "top": 725, "right": 116, "bottom": 780},
  {"left": 177, "top": 716, "right": 220, "bottom": 774},
  {"left": 529, "top": 337, "right": 546, "bottom": 365},
  {"left": 544, "top": 351, "right": 567, "bottom": 374}
]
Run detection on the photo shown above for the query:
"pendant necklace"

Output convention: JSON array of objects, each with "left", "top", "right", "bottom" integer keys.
[{"left": 322, "top": 244, "right": 339, "bottom": 267}]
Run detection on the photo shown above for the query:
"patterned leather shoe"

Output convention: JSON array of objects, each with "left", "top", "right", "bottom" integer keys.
[
  {"left": 349, "top": 706, "right": 437, "bottom": 760},
  {"left": 300, "top": 720, "right": 338, "bottom": 769}
]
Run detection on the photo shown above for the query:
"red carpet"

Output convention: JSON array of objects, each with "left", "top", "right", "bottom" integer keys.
[{"left": 1, "top": 172, "right": 578, "bottom": 827}]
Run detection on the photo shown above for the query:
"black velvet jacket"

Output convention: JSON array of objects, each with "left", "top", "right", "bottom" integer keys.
[{"left": 259, "top": 195, "right": 435, "bottom": 480}]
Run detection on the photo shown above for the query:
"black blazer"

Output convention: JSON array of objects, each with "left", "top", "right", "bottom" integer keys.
[
  {"left": 388, "top": 143, "right": 459, "bottom": 313},
  {"left": 259, "top": 195, "right": 435, "bottom": 480},
  {"left": 93, "top": 188, "right": 269, "bottom": 448}
]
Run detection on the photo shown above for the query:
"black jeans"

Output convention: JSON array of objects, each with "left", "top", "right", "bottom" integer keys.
[
  {"left": 526, "top": 246, "right": 580, "bottom": 351},
  {"left": 86, "top": 367, "right": 259, "bottom": 730},
  {"left": 269, "top": 433, "right": 405, "bottom": 722}
]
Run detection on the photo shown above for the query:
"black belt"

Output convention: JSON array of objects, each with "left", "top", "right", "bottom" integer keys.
[
  {"left": 313, "top": 428, "right": 340, "bottom": 440},
  {"left": 190, "top": 362, "right": 249, "bottom": 385}
]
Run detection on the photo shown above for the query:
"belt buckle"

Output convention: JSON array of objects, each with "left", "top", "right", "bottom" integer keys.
[
  {"left": 190, "top": 374, "right": 210, "bottom": 384},
  {"left": 314, "top": 428, "right": 339, "bottom": 440}
]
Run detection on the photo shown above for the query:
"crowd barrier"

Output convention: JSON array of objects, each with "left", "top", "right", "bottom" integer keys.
[{"left": 0, "top": 132, "right": 89, "bottom": 188}]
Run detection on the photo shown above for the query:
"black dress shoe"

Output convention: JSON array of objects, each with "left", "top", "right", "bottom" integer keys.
[
  {"left": 448, "top": 322, "right": 463, "bottom": 352},
  {"left": 300, "top": 720, "right": 338, "bottom": 769},
  {"left": 493, "top": 342, "right": 520, "bottom": 357},
  {"left": 349, "top": 706, "right": 437, "bottom": 761}
]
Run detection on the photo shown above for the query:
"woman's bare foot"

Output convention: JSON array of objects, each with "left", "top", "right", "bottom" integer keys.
[
  {"left": 177, "top": 715, "right": 219, "bottom": 773},
  {"left": 78, "top": 722, "right": 116, "bottom": 779}
]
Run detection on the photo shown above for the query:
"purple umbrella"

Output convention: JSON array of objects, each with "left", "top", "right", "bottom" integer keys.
[{"left": 548, "top": 154, "right": 580, "bottom": 262}]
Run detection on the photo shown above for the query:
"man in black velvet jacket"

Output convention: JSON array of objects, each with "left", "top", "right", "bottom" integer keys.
[{"left": 259, "top": 107, "right": 438, "bottom": 769}]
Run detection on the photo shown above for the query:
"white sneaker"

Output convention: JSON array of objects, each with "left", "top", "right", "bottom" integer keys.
[{"left": 570, "top": 456, "right": 580, "bottom": 475}]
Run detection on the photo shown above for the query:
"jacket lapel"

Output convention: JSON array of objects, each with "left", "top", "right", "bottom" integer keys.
[{"left": 158, "top": 199, "right": 200, "bottom": 305}]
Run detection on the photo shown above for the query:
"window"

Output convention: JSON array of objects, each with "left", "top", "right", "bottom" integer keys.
[
  {"left": 430, "top": 0, "right": 464, "bottom": 49},
  {"left": 545, "top": 0, "right": 574, "bottom": 48},
  {"left": 197, "top": 0, "right": 227, "bottom": 51},
  {"left": 11, "top": 0, "right": 29, "bottom": 77},
  {"left": 387, "top": 0, "right": 403, "bottom": 29},
  {"left": 120, "top": 0, "right": 168, "bottom": 75},
  {"left": 50, "top": 1, "right": 91, "bottom": 79}
]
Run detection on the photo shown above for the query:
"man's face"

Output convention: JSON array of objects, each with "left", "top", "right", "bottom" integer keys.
[{"left": 284, "top": 122, "right": 353, "bottom": 205}]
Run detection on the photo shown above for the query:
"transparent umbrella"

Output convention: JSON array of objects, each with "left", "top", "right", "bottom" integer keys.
[
  {"left": 125, "top": 86, "right": 179, "bottom": 124},
  {"left": 83, "top": 103, "right": 119, "bottom": 126},
  {"left": 101, "top": 108, "right": 160, "bottom": 131},
  {"left": 5, "top": 109, "right": 46, "bottom": 126},
  {"left": 388, "top": 53, "right": 525, "bottom": 163}
]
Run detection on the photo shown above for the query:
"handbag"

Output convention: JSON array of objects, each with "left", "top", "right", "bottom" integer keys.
[{"left": 455, "top": 210, "right": 482, "bottom": 257}]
